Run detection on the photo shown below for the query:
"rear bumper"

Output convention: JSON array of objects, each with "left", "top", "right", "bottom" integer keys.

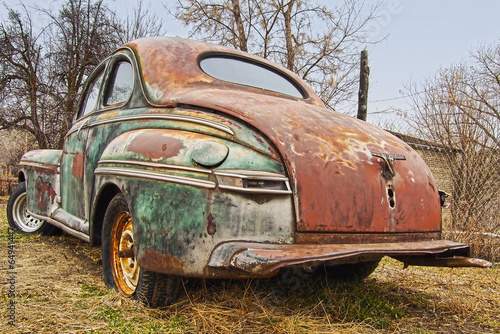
[{"left": 208, "top": 240, "right": 492, "bottom": 276}]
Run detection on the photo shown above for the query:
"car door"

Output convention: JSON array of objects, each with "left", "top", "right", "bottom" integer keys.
[
  {"left": 60, "top": 63, "right": 106, "bottom": 225},
  {"left": 60, "top": 54, "right": 135, "bottom": 233}
]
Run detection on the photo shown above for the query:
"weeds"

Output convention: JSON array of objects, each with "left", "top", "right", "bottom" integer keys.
[{"left": 80, "top": 283, "right": 112, "bottom": 298}]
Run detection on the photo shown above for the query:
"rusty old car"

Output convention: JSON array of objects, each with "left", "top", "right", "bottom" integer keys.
[{"left": 7, "top": 37, "right": 491, "bottom": 307}]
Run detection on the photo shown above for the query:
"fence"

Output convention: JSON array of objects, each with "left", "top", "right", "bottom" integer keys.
[{"left": 377, "top": 112, "right": 500, "bottom": 262}]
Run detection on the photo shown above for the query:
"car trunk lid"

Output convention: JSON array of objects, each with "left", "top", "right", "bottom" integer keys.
[{"left": 176, "top": 90, "right": 442, "bottom": 234}]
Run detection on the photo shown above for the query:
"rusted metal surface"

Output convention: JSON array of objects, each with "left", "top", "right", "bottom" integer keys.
[
  {"left": 295, "top": 232, "right": 442, "bottom": 244},
  {"left": 208, "top": 240, "right": 490, "bottom": 276},
  {"left": 207, "top": 213, "right": 217, "bottom": 235},
  {"left": 137, "top": 248, "right": 186, "bottom": 276},
  {"left": 396, "top": 256, "right": 492, "bottom": 268},
  {"left": 126, "top": 37, "right": 324, "bottom": 108},
  {"left": 19, "top": 150, "right": 61, "bottom": 175},
  {"left": 35, "top": 180, "right": 57, "bottom": 211},
  {"left": 174, "top": 90, "right": 441, "bottom": 234},
  {"left": 128, "top": 132, "right": 184, "bottom": 159},
  {"left": 71, "top": 152, "right": 85, "bottom": 178},
  {"left": 126, "top": 37, "right": 442, "bottom": 235},
  {"left": 19, "top": 150, "right": 62, "bottom": 216}
]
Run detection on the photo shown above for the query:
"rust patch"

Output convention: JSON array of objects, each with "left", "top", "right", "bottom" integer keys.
[
  {"left": 35, "top": 180, "right": 57, "bottom": 211},
  {"left": 138, "top": 249, "right": 185, "bottom": 276},
  {"left": 72, "top": 152, "right": 84, "bottom": 179},
  {"left": 295, "top": 232, "right": 442, "bottom": 244},
  {"left": 19, "top": 163, "right": 58, "bottom": 175},
  {"left": 209, "top": 240, "right": 475, "bottom": 276},
  {"left": 97, "top": 110, "right": 119, "bottom": 120},
  {"left": 207, "top": 213, "right": 217, "bottom": 235},
  {"left": 128, "top": 132, "right": 183, "bottom": 159}
]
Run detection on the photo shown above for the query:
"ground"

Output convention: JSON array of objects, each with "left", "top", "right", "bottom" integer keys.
[{"left": 1, "top": 196, "right": 499, "bottom": 333}]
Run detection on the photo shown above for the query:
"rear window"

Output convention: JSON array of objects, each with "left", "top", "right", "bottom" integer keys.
[{"left": 200, "top": 55, "right": 305, "bottom": 98}]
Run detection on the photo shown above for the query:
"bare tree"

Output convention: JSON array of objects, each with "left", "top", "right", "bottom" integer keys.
[
  {"left": 114, "top": 0, "right": 167, "bottom": 44},
  {"left": 0, "top": 5, "right": 56, "bottom": 148},
  {"left": 455, "top": 45, "right": 500, "bottom": 148},
  {"left": 0, "top": 129, "right": 37, "bottom": 177},
  {"left": 0, "top": 0, "right": 165, "bottom": 150},
  {"left": 42, "top": 0, "right": 121, "bottom": 147},
  {"left": 171, "top": 0, "right": 380, "bottom": 110},
  {"left": 405, "top": 45, "right": 500, "bottom": 259}
]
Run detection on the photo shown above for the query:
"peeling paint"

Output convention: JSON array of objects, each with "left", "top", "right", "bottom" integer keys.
[
  {"left": 128, "top": 132, "right": 184, "bottom": 159},
  {"left": 72, "top": 152, "right": 84, "bottom": 179},
  {"left": 35, "top": 179, "right": 57, "bottom": 211}
]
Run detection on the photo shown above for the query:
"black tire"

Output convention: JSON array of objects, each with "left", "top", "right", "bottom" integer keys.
[
  {"left": 324, "top": 260, "right": 380, "bottom": 282},
  {"left": 136, "top": 269, "right": 181, "bottom": 308},
  {"left": 101, "top": 193, "right": 180, "bottom": 307},
  {"left": 6, "top": 182, "right": 57, "bottom": 235}
]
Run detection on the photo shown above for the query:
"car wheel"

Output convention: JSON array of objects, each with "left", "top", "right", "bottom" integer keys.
[
  {"left": 102, "top": 193, "right": 180, "bottom": 307},
  {"left": 6, "top": 182, "right": 56, "bottom": 235},
  {"left": 324, "top": 260, "right": 380, "bottom": 282}
]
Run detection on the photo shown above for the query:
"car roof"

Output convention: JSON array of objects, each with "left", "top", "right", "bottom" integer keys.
[{"left": 123, "top": 37, "right": 324, "bottom": 107}]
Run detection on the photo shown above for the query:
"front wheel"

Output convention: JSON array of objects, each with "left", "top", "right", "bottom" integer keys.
[
  {"left": 6, "top": 182, "right": 56, "bottom": 235},
  {"left": 101, "top": 193, "right": 180, "bottom": 307}
]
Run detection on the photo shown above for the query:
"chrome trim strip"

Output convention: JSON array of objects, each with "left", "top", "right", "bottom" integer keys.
[
  {"left": 92, "top": 114, "right": 234, "bottom": 135},
  {"left": 214, "top": 170, "right": 292, "bottom": 194},
  {"left": 98, "top": 159, "right": 212, "bottom": 174},
  {"left": 218, "top": 184, "right": 292, "bottom": 195},
  {"left": 213, "top": 170, "right": 289, "bottom": 181},
  {"left": 28, "top": 211, "right": 90, "bottom": 243},
  {"left": 95, "top": 167, "right": 216, "bottom": 189},
  {"left": 66, "top": 114, "right": 234, "bottom": 137}
]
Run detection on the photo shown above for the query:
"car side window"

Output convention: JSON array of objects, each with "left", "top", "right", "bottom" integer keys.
[
  {"left": 81, "top": 70, "right": 104, "bottom": 116},
  {"left": 104, "top": 61, "right": 133, "bottom": 106}
]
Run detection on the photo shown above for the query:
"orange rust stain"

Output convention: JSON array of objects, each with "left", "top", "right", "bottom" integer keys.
[
  {"left": 207, "top": 213, "right": 216, "bottom": 235},
  {"left": 97, "top": 111, "right": 119, "bottom": 120},
  {"left": 35, "top": 181, "right": 57, "bottom": 211},
  {"left": 128, "top": 132, "right": 183, "bottom": 159},
  {"left": 72, "top": 153, "right": 84, "bottom": 179},
  {"left": 139, "top": 249, "right": 185, "bottom": 276}
]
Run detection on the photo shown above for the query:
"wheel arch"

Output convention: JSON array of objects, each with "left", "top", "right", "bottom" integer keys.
[
  {"left": 17, "top": 171, "right": 25, "bottom": 183},
  {"left": 90, "top": 182, "right": 122, "bottom": 246}
]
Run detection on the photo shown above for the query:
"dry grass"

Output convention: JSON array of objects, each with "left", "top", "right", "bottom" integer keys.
[
  {"left": 1, "top": 196, "right": 499, "bottom": 333},
  {"left": 443, "top": 230, "right": 500, "bottom": 264}
]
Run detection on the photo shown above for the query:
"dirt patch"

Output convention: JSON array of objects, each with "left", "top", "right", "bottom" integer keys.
[{"left": 1, "top": 197, "right": 499, "bottom": 333}]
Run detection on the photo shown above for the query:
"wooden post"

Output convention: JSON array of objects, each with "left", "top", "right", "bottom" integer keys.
[{"left": 357, "top": 49, "right": 369, "bottom": 121}]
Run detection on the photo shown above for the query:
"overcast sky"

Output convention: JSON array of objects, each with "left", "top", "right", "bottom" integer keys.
[
  {"left": 2, "top": 0, "right": 500, "bottom": 124},
  {"left": 362, "top": 0, "right": 500, "bottom": 123}
]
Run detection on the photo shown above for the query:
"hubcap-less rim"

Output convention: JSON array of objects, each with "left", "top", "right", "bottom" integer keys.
[
  {"left": 12, "top": 192, "right": 44, "bottom": 233},
  {"left": 110, "top": 211, "right": 139, "bottom": 297}
]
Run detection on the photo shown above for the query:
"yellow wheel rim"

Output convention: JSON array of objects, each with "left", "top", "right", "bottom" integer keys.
[{"left": 110, "top": 211, "right": 139, "bottom": 297}]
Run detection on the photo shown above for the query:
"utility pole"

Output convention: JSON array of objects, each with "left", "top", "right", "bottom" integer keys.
[{"left": 357, "top": 49, "right": 369, "bottom": 121}]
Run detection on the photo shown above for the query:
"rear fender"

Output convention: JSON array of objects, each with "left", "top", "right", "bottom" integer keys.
[{"left": 93, "top": 129, "right": 295, "bottom": 277}]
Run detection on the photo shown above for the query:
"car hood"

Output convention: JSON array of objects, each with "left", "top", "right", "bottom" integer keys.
[{"left": 175, "top": 89, "right": 442, "bottom": 234}]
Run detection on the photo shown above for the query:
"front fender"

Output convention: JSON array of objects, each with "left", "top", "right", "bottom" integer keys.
[{"left": 19, "top": 150, "right": 62, "bottom": 216}]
